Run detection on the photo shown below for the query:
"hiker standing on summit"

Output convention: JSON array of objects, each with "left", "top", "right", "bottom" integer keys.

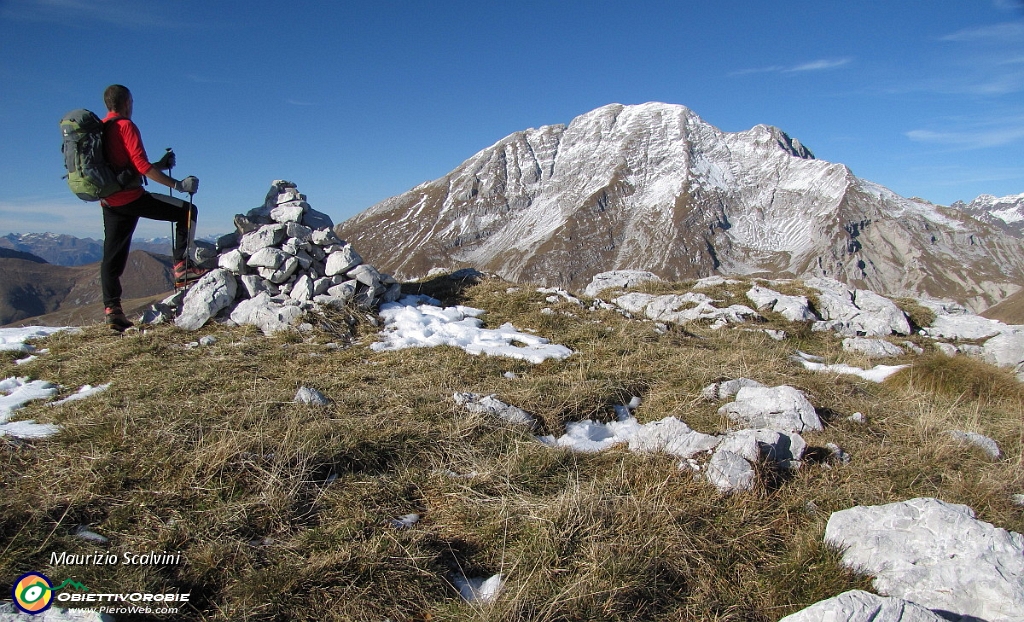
[{"left": 99, "top": 84, "right": 206, "bottom": 331}]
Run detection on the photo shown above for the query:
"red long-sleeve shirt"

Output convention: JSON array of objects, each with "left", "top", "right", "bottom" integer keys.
[{"left": 102, "top": 111, "right": 150, "bottom": 206}]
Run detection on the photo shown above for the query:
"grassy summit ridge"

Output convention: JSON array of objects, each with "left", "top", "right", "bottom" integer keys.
[{"left": 1, "top": 275, "right": 1021, "bottom": 621}]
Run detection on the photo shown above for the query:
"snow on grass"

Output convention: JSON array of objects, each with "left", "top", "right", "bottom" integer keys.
[
  {"left": 48, "top": 383, "right": 111, "bottom": 407},
  {"left": 0, "top": 377, "right": 59, "bottom": 439},
  {"left": 792, "top": 351, "right": 908, "bottom": 383},
  {"left": 452, "top": 573, "right": 504, "bottom": 603},
  {"left": 372, "top": 295, "right": 573, "bottom": 363},
  {"left": 1, "top": 324, "right": 108, "bottom": 438},
  {"left": 0, "top": 326, "right": 70, "bottom": 353}
]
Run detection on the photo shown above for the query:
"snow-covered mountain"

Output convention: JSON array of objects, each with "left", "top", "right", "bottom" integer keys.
[
  {"left": 951, "top": 193, "right": 1024, "bottom": 237},
  {"left": 337, "top": 102, "right": 1024, "bottom": 311}
]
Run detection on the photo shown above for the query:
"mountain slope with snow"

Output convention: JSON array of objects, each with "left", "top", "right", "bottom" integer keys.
[
  {"left": 952, "top": 193, "right": 1024, "bottom": 238},
  {"left": 338, "top": 103, "right": 1024, "bottom": 311}
]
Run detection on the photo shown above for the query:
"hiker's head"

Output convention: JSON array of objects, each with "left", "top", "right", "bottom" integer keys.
[{"left": 103, "top": 84, "right": 133, "bottom": 118}]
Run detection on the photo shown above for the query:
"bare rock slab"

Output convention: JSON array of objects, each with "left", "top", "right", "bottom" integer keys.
[
  {"left": 584, "top": 270, "right": 662, "bottom": 297},
  {"left": 718, "top": 385, "right": 823, "bottom": 433},
  {"left": 175, "top": 269, "right": 238, "bottom": 331},
  {"left": 824, "top": 497, "right": 1024, "bottom": 622},
  {"left": 777, "top": 590, "right": 947, "bottom": 622}
]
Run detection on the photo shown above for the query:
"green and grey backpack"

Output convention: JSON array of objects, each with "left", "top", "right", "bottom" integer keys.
[{"left": 59, "top": 109, "right": 139, "bottom": 202}]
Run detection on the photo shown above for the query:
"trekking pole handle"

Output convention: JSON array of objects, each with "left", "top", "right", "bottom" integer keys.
[{"left": 166, "top": 148, "right": 174, "bottom": 196}]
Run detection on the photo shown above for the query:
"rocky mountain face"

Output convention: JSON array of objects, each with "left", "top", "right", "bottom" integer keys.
[
  {"left": 337, "top": 102, "right": 1024, "bottom": 312},
  {"left": 951, "top": 193, "right": 1024, "bottom": 238}
]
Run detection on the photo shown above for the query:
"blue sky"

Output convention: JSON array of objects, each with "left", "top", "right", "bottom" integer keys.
[{"left": 1, "top": 0, "right": 1023, "bottom": 239}]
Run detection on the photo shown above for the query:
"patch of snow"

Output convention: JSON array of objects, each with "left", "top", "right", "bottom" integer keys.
[
  {"left": 453, "top": 573, "right": 504, "bottom": 603},
  {"left": 390, "top": 514, "right": 420, "bottom": 529},
  {"left": 792, "top": 352, "right": 908, "bottom": 383},
  {"left": 0, "top": 326, "right": 70, "bottom": 353},
  {"left": 0, "top": 377, "right": 60, "bottom": 439},
  {"left": 372, "top": 295, "right": 572, "bottom": 364},
  {"left": 49, "top": 384, "right": 111, "bottom": 407}
]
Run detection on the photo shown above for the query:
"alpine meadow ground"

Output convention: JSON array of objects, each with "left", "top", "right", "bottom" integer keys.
[{"left": 1, "top": 275, "right": 1021, "bottom": 621}]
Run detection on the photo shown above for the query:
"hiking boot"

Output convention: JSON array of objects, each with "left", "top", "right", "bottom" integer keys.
[
  {"left": 105, "top": 306, "right": 133, "bottom": 332},
  {"left": 173, "top": 260, "right": 210, "bottom": 287}
]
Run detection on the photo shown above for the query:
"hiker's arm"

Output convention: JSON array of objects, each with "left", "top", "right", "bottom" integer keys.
[{"left": 144, "top": 168, "right": 177, "bottom": 190}]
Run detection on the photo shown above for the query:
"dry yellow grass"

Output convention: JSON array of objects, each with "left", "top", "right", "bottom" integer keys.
[{"left": 1, "top": 276, "right": 1020, "bottom": 621}]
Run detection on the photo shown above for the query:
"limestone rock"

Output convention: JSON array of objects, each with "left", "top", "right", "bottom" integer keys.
[
  {"left": 326, "top": 245, "right": 363, "bottom": 276},
  {"left": 746, "top": 285, "right": 817, "bottom": 322},
  {"left": 218, "top": 248, "right": 247, "bottom": 274},
  {"left": 715, "top": 428, "right": 805, "bottom": 468},
  {"left": 239, "top": 224, "right": 287, "bottom": 255},
  {"left": 719, "top": 385, "right": 823, "bottom": 433},
  {"left": 777, "top": 590, "right": 947, "bottom": 622},
  {"left": 246, "top": 247, "right": 287, "bottom": 270},
  {"left": 824, "top": 497, "right": 1024, "bottom": 622},
  {"left": 614, "top": 292, "right": 759, "bottom": 326},
  {"left": 807, "top": 278, "right": 910, "bottom": 336},
  {"left": 175, "top": 269, "right": 238, "bottom": 331},
  {"left": 705, "top": 449, "right": 755, "bottom": 492},
  {"left": 842, "top": 337, "right": 905, "bottom": 358},
  {"left": 982, "top": 330, "right": 1024, "bottom": 376},
  {"left": 229, "top": 293, "right": 304, "bottom": 335},
  {"left": 294, "top": 386, "right": 330, "bottom": 405},
  {"left": 270, "top": 201, "right": 306, "bottom": 224},
  {"left": 285, "top": 221, "right": 313, "bottom": 242},
  {"left": 701, "top": 377, "right": 765, "bottom": 401},
  {"left": 584, "top": 270, "right": 662, "bottom": 297},
  {"left": 947, "top": 430, "right": 1002, "bottom": 460},
  {"left": 157, "top": 181, "right": 397, "bottom": 334},
  {"left": 626, "top": 416, "right": 721, "bottom": 459}
]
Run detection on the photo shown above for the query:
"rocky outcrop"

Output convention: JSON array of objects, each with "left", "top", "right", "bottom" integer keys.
[
  {"left": 778, "top": 590, "right": 947, "bottom": 622},
  {"left": 824, "top": 498, "right": 1024, "bottom": 622},
  {"left": 717, "top": 385, "right": 823, "bottom": 433}
]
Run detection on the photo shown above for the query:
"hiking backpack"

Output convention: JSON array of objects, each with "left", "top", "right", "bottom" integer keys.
[{"left": 59, "top": 109, "right": 139, "bottom": 202}]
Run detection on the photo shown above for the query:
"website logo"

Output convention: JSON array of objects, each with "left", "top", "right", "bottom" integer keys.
[{"left": 11, "top": 573, "right": 89, "bottom": 615}]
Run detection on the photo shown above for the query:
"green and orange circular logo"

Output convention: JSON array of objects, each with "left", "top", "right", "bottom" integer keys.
[{"left": 12, "top": 572, "right": 53, "bottom": 615}]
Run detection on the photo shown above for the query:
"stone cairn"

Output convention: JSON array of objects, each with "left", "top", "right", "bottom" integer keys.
[{"left": 142, "top": 181, "right": 401, "bottom": 335}]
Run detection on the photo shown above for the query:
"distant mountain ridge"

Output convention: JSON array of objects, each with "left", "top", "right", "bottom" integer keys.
[
  {"left": 0, "top": 232, "right": 223, "bottom": 266},
  {"left": 951, "top": 193, "right": 1024, "bottom": 237},
  {"left": 337, "top": 102, "right": 1024, "bottom": 312}
]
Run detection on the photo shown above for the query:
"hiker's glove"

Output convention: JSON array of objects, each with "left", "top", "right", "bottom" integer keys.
[
  {"left": 175, "top": 176, "right": 199, "bottom": 194},
  {"left": 154, "top": 151, "right": 176, "bottom": 171}
]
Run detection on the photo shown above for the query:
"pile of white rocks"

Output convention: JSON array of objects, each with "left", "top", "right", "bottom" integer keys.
[{"left": 144, "top": 181, "right": 401, "bottom": 335}]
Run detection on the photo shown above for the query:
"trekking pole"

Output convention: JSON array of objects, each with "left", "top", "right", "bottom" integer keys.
[
  {"left": 184, "top": 192, "right": 195, "bottom": 289},
  {"left": 165, "top": 148, "right": 178, "bottom": 289}
]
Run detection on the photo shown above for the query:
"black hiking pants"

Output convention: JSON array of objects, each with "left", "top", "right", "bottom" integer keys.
[{"left": 101, "top": 192, "right": 198, "bottom": 308}]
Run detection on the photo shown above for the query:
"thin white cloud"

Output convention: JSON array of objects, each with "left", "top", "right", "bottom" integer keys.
[
  {"left": 785, "top": 58, "right": 853, "bottom": 73},
  {"left": 941, "top": 22, "right": 1024, "bottom": 42},
  {"left": 731, "top": 58, "right": 852, "bottom": 76},
  {"left": 906, "top": 123, "right": 1024, "bottom": 149},
  {"left": 1, "top": 0, "right": 183, "bottom": 29},
  {"left": 992, "top": 0, "right": 1024, "bottom": 13},
  {"left": 286, "top": 99, "right": 318, "bottom": 106}
]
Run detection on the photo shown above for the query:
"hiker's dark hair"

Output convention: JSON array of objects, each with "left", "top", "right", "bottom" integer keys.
[{"left": 103, "top": 85, "right": 131, "bottom": 113}]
